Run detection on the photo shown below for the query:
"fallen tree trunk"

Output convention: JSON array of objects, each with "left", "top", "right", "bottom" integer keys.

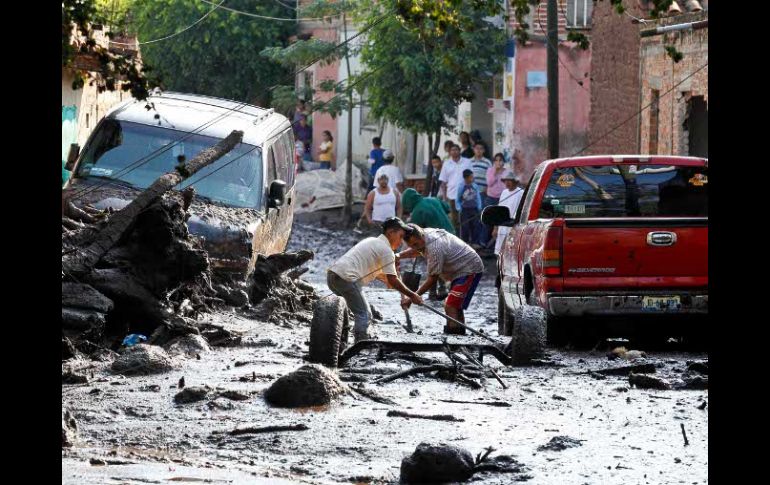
[{"left": 63, "top": 130, "right": 243, "bottom": 276}]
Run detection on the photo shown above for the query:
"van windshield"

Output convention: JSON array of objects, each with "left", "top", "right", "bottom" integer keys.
[
  {"left": 76, "top": 120, "right": 263, "bottom": 209},
  {"left": 538, "top": 165, "right": 708, "bottom": 218}
]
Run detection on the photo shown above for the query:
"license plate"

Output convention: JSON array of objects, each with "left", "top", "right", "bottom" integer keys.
[{"left": 642, "top": 296, "right": 681, "bottom": 311}]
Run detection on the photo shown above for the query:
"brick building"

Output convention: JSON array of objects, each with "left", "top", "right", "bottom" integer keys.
[
  {"left": 587, "top": 0, "right": 707, "bottom": 157},
  {"left": 638, "top": 6, "right": 708, "bottom": 157}
]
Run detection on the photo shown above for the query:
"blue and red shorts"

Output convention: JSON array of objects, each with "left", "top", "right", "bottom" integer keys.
[{"left": 445, "top": 273, "right": 482, "bottom": 310}]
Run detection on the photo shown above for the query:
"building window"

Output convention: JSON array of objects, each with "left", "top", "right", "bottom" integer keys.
[
  {"left": 648, "top": 89, "right": 660, "bottom": 155},
  {"left": 359, "top": 89, "right": 378, "bottom": 132},
  {"left": 86, "top": 113, "right": 90, "bottom": 129},
  {"left": 566, "top": 0, "right": 593, "bottom": 29}
]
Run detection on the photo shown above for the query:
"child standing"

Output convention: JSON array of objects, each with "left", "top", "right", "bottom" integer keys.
[{"left": 456, "top": 169, "right": 482, "bottom": 247}]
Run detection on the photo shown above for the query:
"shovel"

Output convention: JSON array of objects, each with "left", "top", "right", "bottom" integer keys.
[{"left": 401, "top": 258, "right": 421, "bottom": 333}]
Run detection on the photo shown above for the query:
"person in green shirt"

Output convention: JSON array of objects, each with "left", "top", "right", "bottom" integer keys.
[{"left": 401, "top": 187, "right": 454, "bottom": 300}]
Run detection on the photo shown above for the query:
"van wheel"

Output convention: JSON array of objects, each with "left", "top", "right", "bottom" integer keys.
[
  {"left": 309, "top": 296, "right": 350, "bottom": 368},
  {"left": 506, "top": 305, "right": 547, "bottom": 365}
]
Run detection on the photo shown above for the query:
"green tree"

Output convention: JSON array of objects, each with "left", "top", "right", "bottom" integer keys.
[
  {"left": 130, "top": 0, "right": 297, "bottom": 106},
  {"left": 62, "top": 0, "right": 149, "bottom": 99},
  {"left": 261, "top": 0, "right": 367, "bottom": 225},
  {"left": 359, "top": 0, "right": 506, "bottom": 192}
]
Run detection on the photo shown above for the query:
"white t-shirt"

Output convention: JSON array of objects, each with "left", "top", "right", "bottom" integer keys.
[
  {"left": 371, "top": 187, "right": 397, "bottom": 222},
  {"left": 329, "top": 234, "right": 396, "bottom": 285},
  {"left": 494, "top": 187, "right": 524, "bottom": 255},
  {"left": 374, "top": 164, "right": 403, "bottom": 190},
  {"left": 438, "top": 157, "right": 472, "bottom": 204}
]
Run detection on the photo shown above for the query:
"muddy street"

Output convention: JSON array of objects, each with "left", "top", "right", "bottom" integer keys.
[{"left": 62, "top": 222, "right": 708, "bottom": 485}]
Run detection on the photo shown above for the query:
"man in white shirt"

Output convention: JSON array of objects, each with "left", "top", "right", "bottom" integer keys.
[
  {"left": 328, "top": 217, "right": 423, "bottom": 342},
  {"left": 494, "top": 170, "right": 525, "bottom": 255},
  {"left": 438, "top": 144, "right": 472, "bottom": 234},
  {"left": 373, "top": 149, "right": 404, "bottom": 193}
]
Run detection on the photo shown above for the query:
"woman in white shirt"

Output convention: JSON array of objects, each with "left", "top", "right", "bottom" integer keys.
[{"left": 364, "top": 173, "right": 402, "bottom": 225}]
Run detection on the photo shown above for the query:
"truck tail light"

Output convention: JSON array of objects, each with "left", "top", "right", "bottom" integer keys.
[{"left": 544, "top": 226, "right": 562, "bottom": 276}]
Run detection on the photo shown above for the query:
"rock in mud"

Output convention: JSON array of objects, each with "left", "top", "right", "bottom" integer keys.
[
  {"left": 174, "top": 385, "right": 213, "bottom": 404},
  {"left": 537, "top": 436, "right": 583, "bottom": 452},
  {"left": 629, "top": 372, "right": 672, "bottom": 390},
  {"left": 165, "top": 334, "right": 211, "bottom": 357},
  {"left": 62, "top": 409, "right": 78, "bottom": 447},
  {"left": 679, "top": 375, "right": 708, "bottom": 390},
  {"left": 400, "top": 443, "right": 475, "bottom": 483},
  {"left": 473, "top": 455, "right": 524, "bottom": 474},
  {"left": 687, "top": 361, "right": 708, "bottom": 375},
  {"left": 264, "top": 364, "right": 347, "bottom": 408},
  {"left": 111, "top": 344, "right": 175, "bottom": 375}
]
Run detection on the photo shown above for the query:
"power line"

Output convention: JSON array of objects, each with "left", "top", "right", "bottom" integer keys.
[
  {"left": 69, "top": 12, "right": 392, "bottom": 202},
  {"left": 109, "top": 0, "right": 224, "bottom": 46},
  {"left": 268, "top": 10, "right": 392, "bottom": 92},
  {"left": 199, "top": 0, "right": 329, "bottom": 21},
  {"left": 535, "top": 8, "right": 589, "bottom": 92},
  {"left": 572, "top": 62, "right": 708, "bottom": 156},
  {"left": 271, "top": 0, "right": 298, "bottom": 11}
]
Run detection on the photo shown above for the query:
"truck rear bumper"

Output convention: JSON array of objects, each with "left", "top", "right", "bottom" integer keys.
[{"left": 547, "top": 292, "right": 708, "bottom": 317}]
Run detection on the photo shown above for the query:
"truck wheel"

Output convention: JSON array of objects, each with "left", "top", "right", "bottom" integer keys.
[
  {"left": 497, "top": 291, "right": 509, "bottom": 336},
  {"left": 309, "top": 296, "right": 350, "bottom": 368},
  {"left": 507, "top": 305, "right": 547, "bottom": 365},
  {"left": 498, "top": 290, "right": 517, "bottom": 336}
]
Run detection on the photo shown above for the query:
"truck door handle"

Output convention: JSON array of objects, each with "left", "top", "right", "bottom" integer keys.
[{"left": 647, "top": 231, "right": 677, "bottom": 246}]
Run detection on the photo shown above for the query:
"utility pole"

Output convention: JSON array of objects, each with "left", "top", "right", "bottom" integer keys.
[{"left": 547, "top": 0, "right": 559, "bottom": 158}]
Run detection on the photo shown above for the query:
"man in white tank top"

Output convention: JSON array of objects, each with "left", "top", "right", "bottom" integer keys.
[{"left": 363, "top": 173, "right": 402, "bottom": 226}]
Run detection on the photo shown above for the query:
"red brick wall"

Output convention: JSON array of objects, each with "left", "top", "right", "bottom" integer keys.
[
  {"left": 585, "top": 0, "right": 644, "bottom": 155},
  {"left": 639, "top": 11, "right": 708, "bottom": 156}
]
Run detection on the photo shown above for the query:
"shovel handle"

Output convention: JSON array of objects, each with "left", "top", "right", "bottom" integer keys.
[{"left": 416, "top": 303, "right": 500, "bottom": 345}]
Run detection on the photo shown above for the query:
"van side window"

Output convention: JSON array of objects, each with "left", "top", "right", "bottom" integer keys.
[
  {"left": 267, "top": 146, "right": 277, "bottom": 182},
  {"left": 272, "top": 134, "right": 289, "bottom": 184},
  {"left": 281, "top": 131, "right": 295, "bottom": 186}
]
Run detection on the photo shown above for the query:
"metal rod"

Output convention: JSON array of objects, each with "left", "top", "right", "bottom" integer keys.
[{"left": 417, "top": 303, "right": 501, "bottom": 345}]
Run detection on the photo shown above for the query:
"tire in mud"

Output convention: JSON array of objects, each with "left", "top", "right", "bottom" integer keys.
[
  {"left": 497, "top": 291, "right": 508, "bottom": 336},
  {"left": 507, "top": 304, "right": 547, "bottom": 365},
  {"left": 309, "top": 296, "right": 350, "bottom": 368}
]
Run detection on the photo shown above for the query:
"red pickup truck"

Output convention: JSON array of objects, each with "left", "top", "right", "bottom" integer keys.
[{"left": 482, "top": 156, "right": 707, "bottom": 362}]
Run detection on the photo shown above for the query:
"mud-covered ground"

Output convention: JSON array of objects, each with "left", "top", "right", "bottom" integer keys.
[{"left": 62, "top": 222, "right": 708, "bottom": 484}]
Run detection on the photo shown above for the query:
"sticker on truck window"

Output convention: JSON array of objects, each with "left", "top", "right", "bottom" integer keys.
[
  {"left": 556, "top": 174, "right": 575, "bottom": 188},
  {"left": 563, "top": 204, "right": 585, "bottom": 214},
  {"left": 688, "top": 173, "right": 707, "bottom": 186},
  {"left": 89, "top": 167, "right": 114, "bottom": 177}
]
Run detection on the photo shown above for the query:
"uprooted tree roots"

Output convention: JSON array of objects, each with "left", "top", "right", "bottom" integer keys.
[{"left": 62, "top": 191, "right": 317, "bottom": 360}]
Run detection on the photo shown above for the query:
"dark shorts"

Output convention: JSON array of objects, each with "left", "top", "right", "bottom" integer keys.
[{"left": 445, "top": 273, "right": 482, "bottom": 310}]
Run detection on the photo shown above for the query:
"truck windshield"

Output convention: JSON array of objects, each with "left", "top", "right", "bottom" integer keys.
[
  {"left": 538, "top": 165, "right": 708, "bottom": 218},
  {"left": 75, "top": 120, "right": 263, "bottom": 209}
]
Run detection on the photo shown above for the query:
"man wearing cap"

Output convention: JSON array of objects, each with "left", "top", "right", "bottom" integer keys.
[
  {"left": 494, "top": 170, "right": 524, "bottom": 255},
  {"left": 373, "top": 149, "right": 404, "bottom": 193},
  {"left": 399, "top": 224, "right": 484, "bottom": 335},
  {"left": 328, "top": 217, "right": 423, "bottom": 342}
]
